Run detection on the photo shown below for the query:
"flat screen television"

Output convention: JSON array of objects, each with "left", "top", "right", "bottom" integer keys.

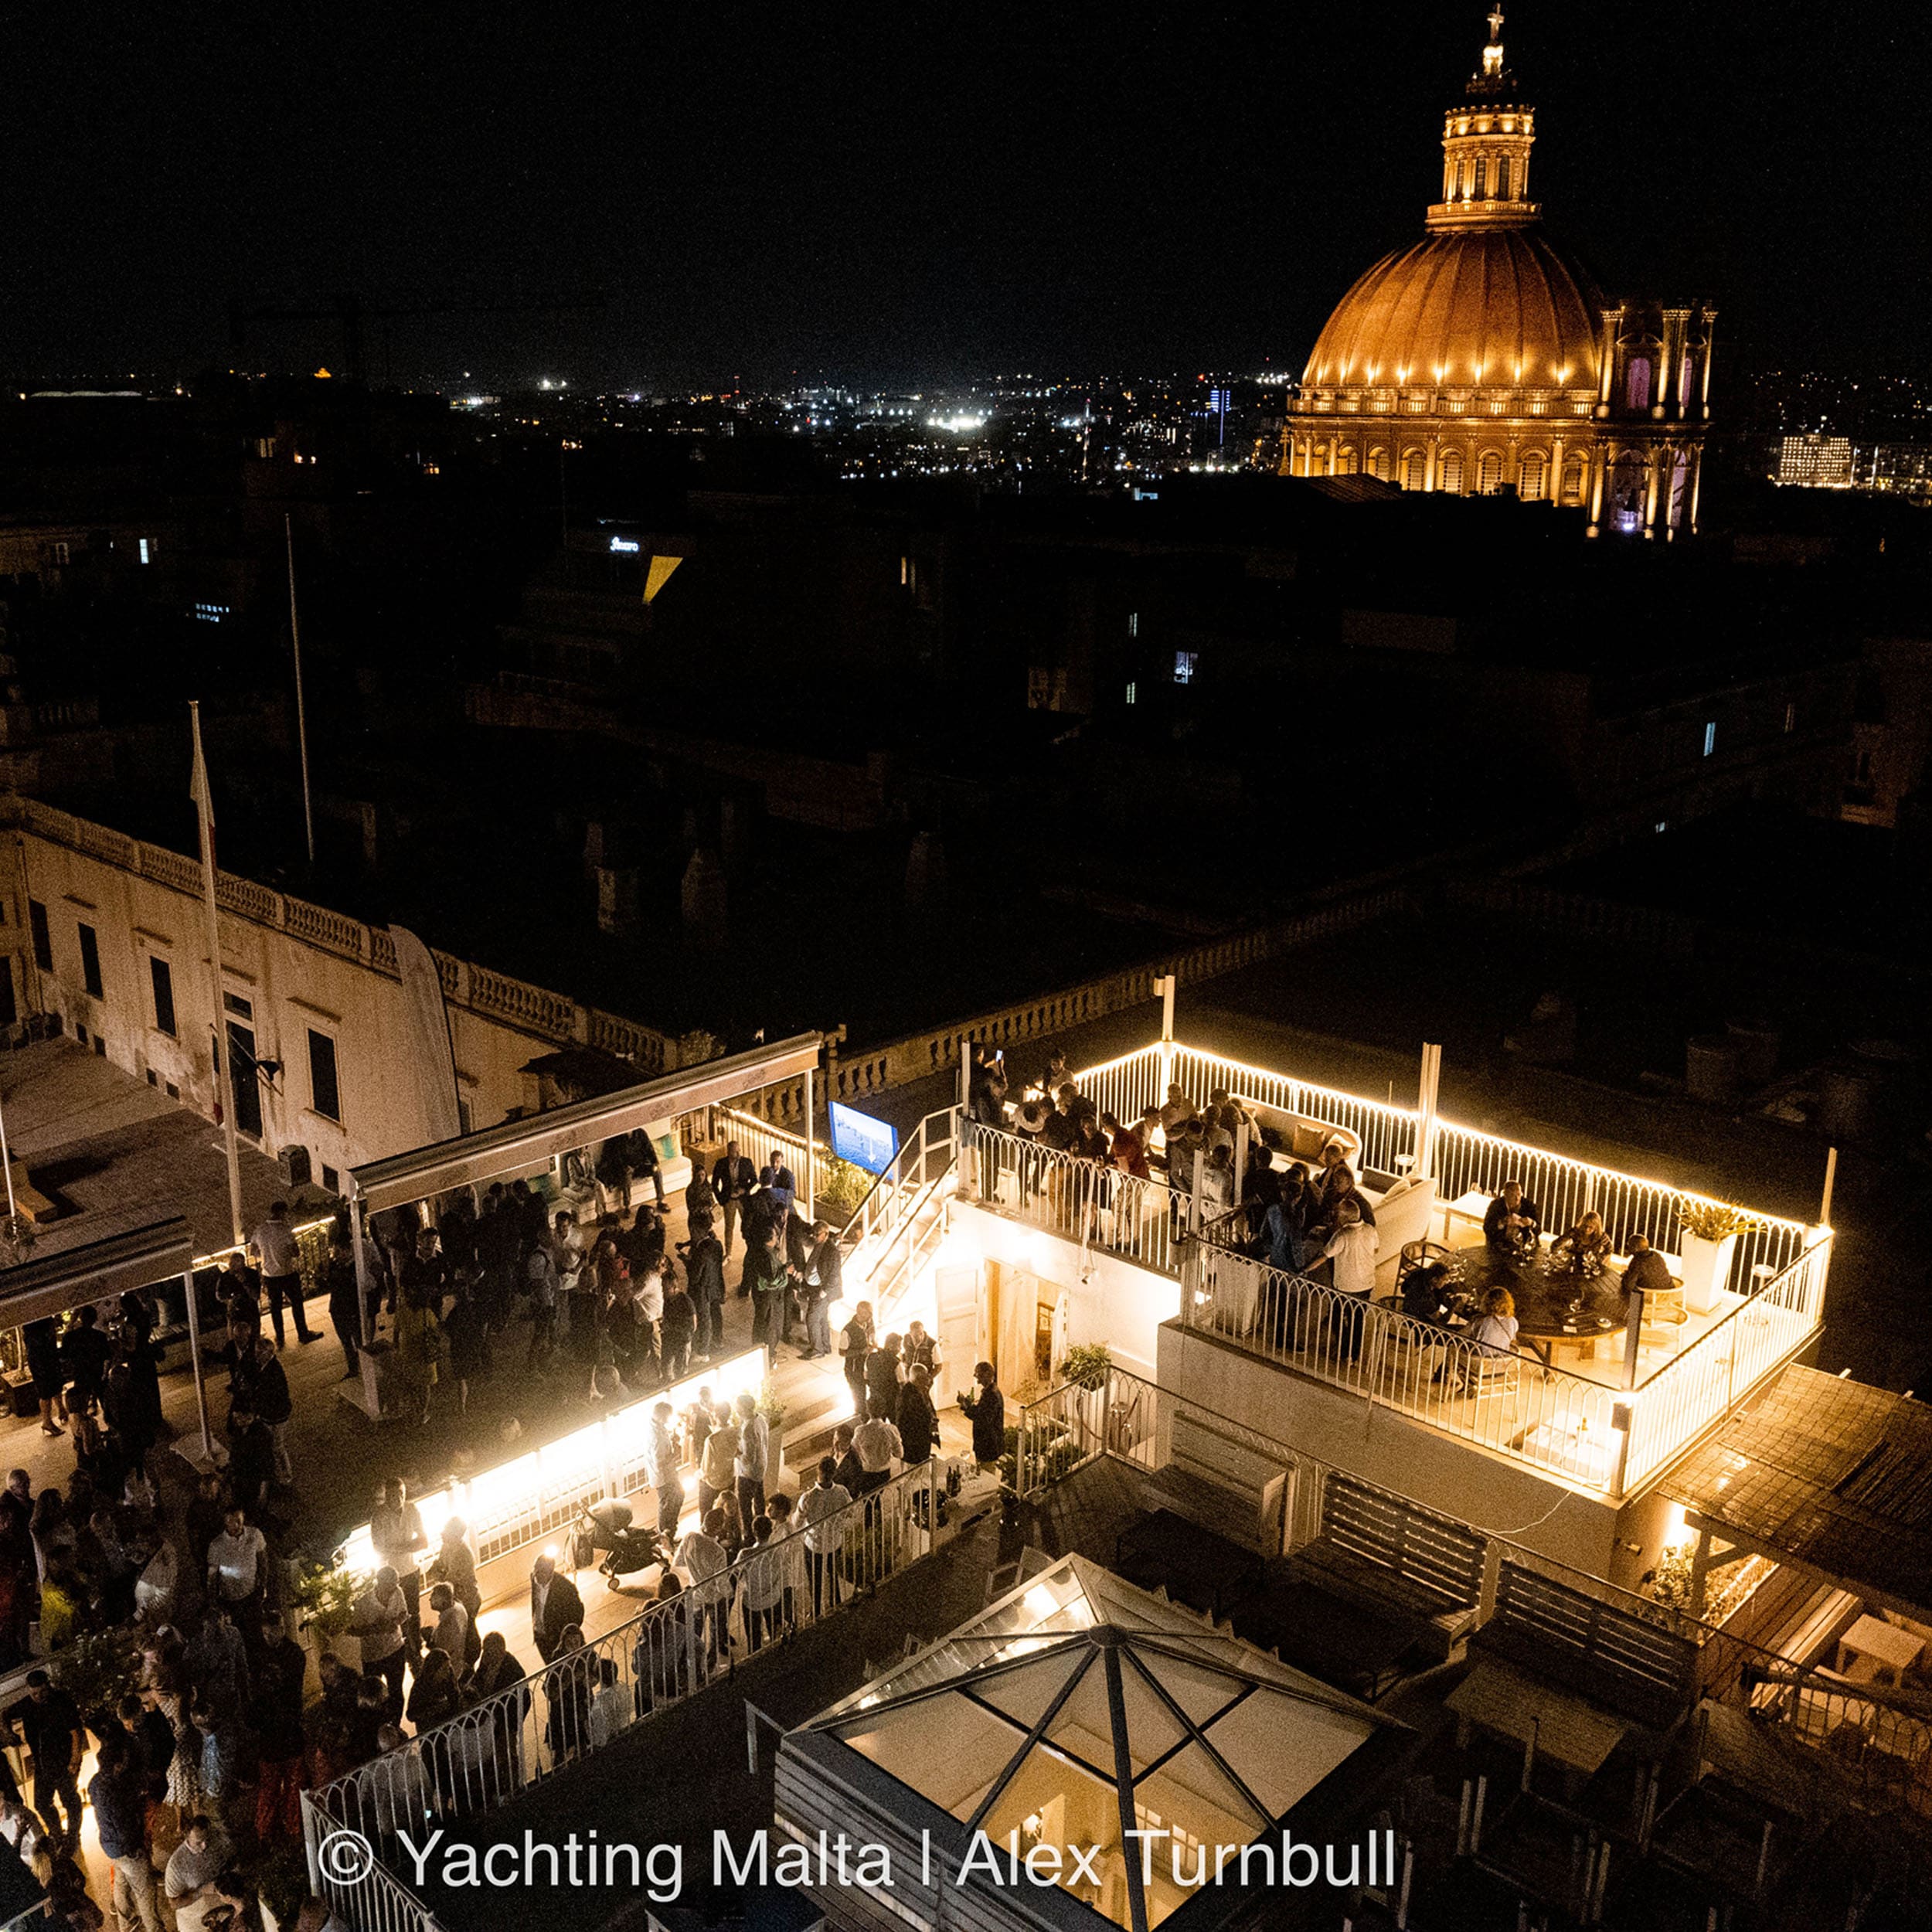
[{"left": 828, "top": 1101, "right": 900, "bottom": 1175}]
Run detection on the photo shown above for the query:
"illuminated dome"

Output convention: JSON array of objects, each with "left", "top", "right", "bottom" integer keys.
[
  {"left": 1303, "top": 226, "right": 1603, "bottom": 395},
  {"left": 1281, "top": 6, "right": 1716, "bottom": 539}
]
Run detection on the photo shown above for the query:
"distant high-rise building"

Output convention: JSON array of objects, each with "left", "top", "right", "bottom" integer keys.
[
  {"left": 1282, "top": 6, "right": 1714, "bottom": 539},
  {"left": 1775, "top": 434, "right": 1854, "bottom": 488}
]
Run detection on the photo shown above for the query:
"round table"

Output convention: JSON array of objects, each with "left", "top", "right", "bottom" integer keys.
[{"left": 1440, "top": 1243, "right": 1628, "bottom": 1370}]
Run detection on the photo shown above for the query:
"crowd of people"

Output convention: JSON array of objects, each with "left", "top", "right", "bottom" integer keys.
[{"left": 328, "top": 1135, "right": 853, "bottom": 1430}]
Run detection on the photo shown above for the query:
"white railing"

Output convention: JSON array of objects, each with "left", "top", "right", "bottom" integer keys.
[
  {"left": 1170, "top": 1045, "right": 1419, "bottom": 1179},
  {"left": 307, "top": 1461, "right": 946, "bottom": 1924},
  {"left": 1083, "top": 1039, "right": 1814, "bottom": 1300},
  {"left": 1428, "top": 1117, "right": 1808, "bottom": 1298},
  {"left": 1184, "top": 1243, "right": 1629, "bottom": 1492},
  {"left": 1622, "top": 1234, "right": 1832, "bottom": 1488},
  {"left": 968, "top": 1124, "right": 1189, "bottom": 1277},
  {"left": 1066, "top": 1044, "right": 1168, "bottom": 1134},
  {"left": 295, "top": 1838, "right": 440, "bottom": 1932},
  {"left": 845, "top": 1108, "right": 957, "bottom": 1264}
]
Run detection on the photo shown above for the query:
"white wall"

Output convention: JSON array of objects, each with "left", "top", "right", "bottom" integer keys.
[
  {"left": 1155, "top": 1321, "right": 1639, "bottom": 1582},
  {"left": 16, "top": 830, "right": 585, "bottom": 1185},
  {"left": 948, "top": 1202, "right": 1182, "bottom": 1384}
]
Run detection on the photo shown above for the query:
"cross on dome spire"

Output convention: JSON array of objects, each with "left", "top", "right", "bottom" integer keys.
[{"left": 1483, "top": 7, "right": 1506, "bottom": 77}]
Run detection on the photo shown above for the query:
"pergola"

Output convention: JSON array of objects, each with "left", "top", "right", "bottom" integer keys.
[
  {"left": 0, "top": 1217, "right": 218, "bottom": 1460},
  {"left": 344, "top": 1032, "right": 826, "bottom": 1326}
]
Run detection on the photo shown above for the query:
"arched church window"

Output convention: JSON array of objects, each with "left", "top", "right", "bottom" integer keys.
[
  {"left": 1438, "top": 450, "right": 1464, "bottom": 495},
  {"left": 1401, "top": 449, "right": 1425, "bottom": 490},
  {"left": 1477, "top": 451, "right": 1503, "bottom": 493},
  {"left": 1680, "top": 353, "right": 1696, "bottom": 406},
  {"left": 1497, "top": 157, "right": 1511, "bottom": 199},
  {"left": 1368, "top": 447, "right": 1389, "bottom": 481},
  {"left": 1562, "top": 458, "right": 1587, "bottom": 505},
  {"left": 1340, "top": 446, "right": 1359, "bottom": 474},
  {"left": 1626, "top": 357, "right": 1652, "bottom": 410},
  {"left": 1519, "top": 453, "right": 1546, "bottom": 500},
  {"left": 1473, "top": 157, "right": 1488, "bottom": 198}
]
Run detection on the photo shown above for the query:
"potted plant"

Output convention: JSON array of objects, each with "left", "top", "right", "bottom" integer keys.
[
  {"left": 49, "top": 1624, "right": 143, "bottom": 1731},
  {"left": 756, "top": 1378, "right": 788, "bottom": 1483},
  {"left": 1060, "top": 1341, "right": 1113, "bottom": 1454},
  {"left": 1675, "top": 1200, "right": 1754, "bottom": 1315},
  {"left": 291, "top": 1555, "right": 369, "bottom": 1673}
]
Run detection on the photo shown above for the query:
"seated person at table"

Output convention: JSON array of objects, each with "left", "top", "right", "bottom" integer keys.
[
  {"left": 1482, "top": 1180, "right": 1542, "bottom": 1253},
  {"left": 1550, "top": 1210, "right": 1613, "bottom": 1277},
  {"left": 1621, "top": 1233, "right": 1675, "bottom": 1299},
  {"left": 1467, "top": 1286, "right": 1519, "bottom": 1355},
  {"left": 1400, "top": 1259, "right": 1453, "bottom": 1322}
]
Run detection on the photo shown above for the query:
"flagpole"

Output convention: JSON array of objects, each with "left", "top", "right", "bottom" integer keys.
[
  {"left": 285, "top": 515, "right": 316, "bottom": 869},
  {"left": 191, "top": 701, "right": 247, "bottom": 1247}
]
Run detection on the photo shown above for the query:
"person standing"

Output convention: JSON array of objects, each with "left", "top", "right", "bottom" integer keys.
[
  {"left": 1320, "top": 1196, "right": 1379, "bottom": 1362},
  {"left": 733, "top": 1389, "right": 769, "bottom": 1530},
  {"left": 798, "top": 1458, "right": 852, "bottom": 1617},
  {"left": 594, "top": 1137, "right": 633, "bottom": 1221},
  {"left": 352, "top": 1570, "right": 409, "bottom": 1713},
  {"left": 246, "top": 1335, "right": 294, "bottom": 1486},
  {"left": 743, "top": 1228, "right": 787, "bottom": 1345},
  {"left": 205, "top": 1507, "right": 267, "bottom": 1624},
  {"left": 711, "top": 1142, "right": 756, "bottom": 1257},
  {"left": 645, "top": 1402, "right": 685, "bottom": 1540},
  {"left": 369, "top": 1478, "right": 427, "bottom": 1661},
  {"left": 659, "top": 1275, "right": 696, "bottom": 1382},
  {"left": 840, "top": 1298, "right": 873, "bottom": 1410},
  {"left": 527, "top": 1553, "right": 584, "bottom": 1666},
  {"left": 253, "top": 1614, "right": 309, "bottom": 1845},
  {"left": 801, "top": 1222, "right": 842, "bottom": 1361},
  {"left": 250, "top": 1202, "right": 319, "bottom": 1348},
  {"left": 896, "top": 1365, "right": 938, "bottom": 1465},
  {"left": 696, "top": 1401, "right": 740, "bottom": 1532},
  {"left": 22, "top": 1320, "right": 65, "bottom": 1438},
  {"left": 685, "top": 1216, "right": 726, "bottom": 1362},
  {"left": 968, "top": 1362, "right": 1005, "bottom": 1470},
  {"left": 88, "top": 1732, "right": 162, "bottom": 1932},
  {"left": 322, "top": 1235, "right": 368, "bottom": 1381},
  {"left": 3, "top": 1669, "right": 83, "bottom": 1852}
]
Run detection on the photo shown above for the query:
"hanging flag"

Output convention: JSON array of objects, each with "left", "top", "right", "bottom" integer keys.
[
  {"left": 189, "top": 722, "right": 217, "bottom": 869},
  {"left": 644, "top": 553, "right": 682, "bottom": 605}
]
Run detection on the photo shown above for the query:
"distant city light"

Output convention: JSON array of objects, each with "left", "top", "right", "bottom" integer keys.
[{"left": 927, "top": 413, "right": 987, "bottom": 433}]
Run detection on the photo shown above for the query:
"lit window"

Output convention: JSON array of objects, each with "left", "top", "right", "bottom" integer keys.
[
  {"left": 138, "top": 538, "right": 151, "bottom": 565},
  {"left": 1655, "top": 821, "right": 1669, "bottom": 835},
  {"left": 53, "top": 542, "right": 70, "bottom": 566},
  {"left": 1702, "top": 721, "right": 1716, "bottom": 757},
  {"left": 1784, "top": 702, "right": 1796, "bottom": 734},
  {"left": 1128, "top": 611, "right": 1138, "bottom": 638},
  {"left": 1172, "top": 651, "right": 1197, "bottom": 685},
  {"left": 1124, "top": 682, "right": 1137, "bottom": 706}
]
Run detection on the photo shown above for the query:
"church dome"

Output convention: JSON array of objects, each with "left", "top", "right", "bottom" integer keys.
[{"left": 1303, "top": 226, "right": 1604, "bottom": 393}]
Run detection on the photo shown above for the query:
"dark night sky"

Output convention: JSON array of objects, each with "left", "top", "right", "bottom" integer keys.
[{"left": 2, "top": 1, "right": 1925, "bottom": 389}]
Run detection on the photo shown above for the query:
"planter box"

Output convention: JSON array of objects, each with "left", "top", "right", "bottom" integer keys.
[{"left": 1679, "top": 1230, "right": 1737, "bottom": 1316}]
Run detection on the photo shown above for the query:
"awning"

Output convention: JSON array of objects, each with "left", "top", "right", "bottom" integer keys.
[
  {"left": 0, "top": 1217, "right": 196, "bottom": 1328},
  {"left": 349, "top": 1032, "right": 822, "bottom": 1214},
  {"left": 1661, "top": 1363, "right": 1932, "bottom": 1625}
]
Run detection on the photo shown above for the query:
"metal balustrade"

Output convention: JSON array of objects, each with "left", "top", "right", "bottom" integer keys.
[
  {"left": 1183, "top": 1241, "right": 1629, "bottom": 1491},
  {"left": 1014, "top": 1366, "right": 1932, "bottom": 1820},
  {"left": 965, "top": 1124, "right": 1189, "bottom": 1278},
  {"left": 1621, "top": 1235, "right": 1832, "bottom": 1488},
  {"left": 1087, "top": 1039, "right": 1815, "bottom": 1301},
  {"left": 306, "top": 1461, "right": 946, "bottom": 1923}
]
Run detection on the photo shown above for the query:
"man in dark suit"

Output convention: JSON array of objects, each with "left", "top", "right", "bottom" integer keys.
[
  {"left": 528, "top": 1554, "right": 585, "bottom": 1665},
  {"left": 711, "top": 1141, "right": 757, "bottom": 1258}
]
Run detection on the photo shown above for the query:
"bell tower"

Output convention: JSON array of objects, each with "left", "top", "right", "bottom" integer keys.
[{"left": 1429, "top": 7, "right": 1539, "bottom": 232}]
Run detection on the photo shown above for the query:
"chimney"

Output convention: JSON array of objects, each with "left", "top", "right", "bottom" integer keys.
[{"left": 597, "top": 865, "right": 641, "bottom": 938}]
